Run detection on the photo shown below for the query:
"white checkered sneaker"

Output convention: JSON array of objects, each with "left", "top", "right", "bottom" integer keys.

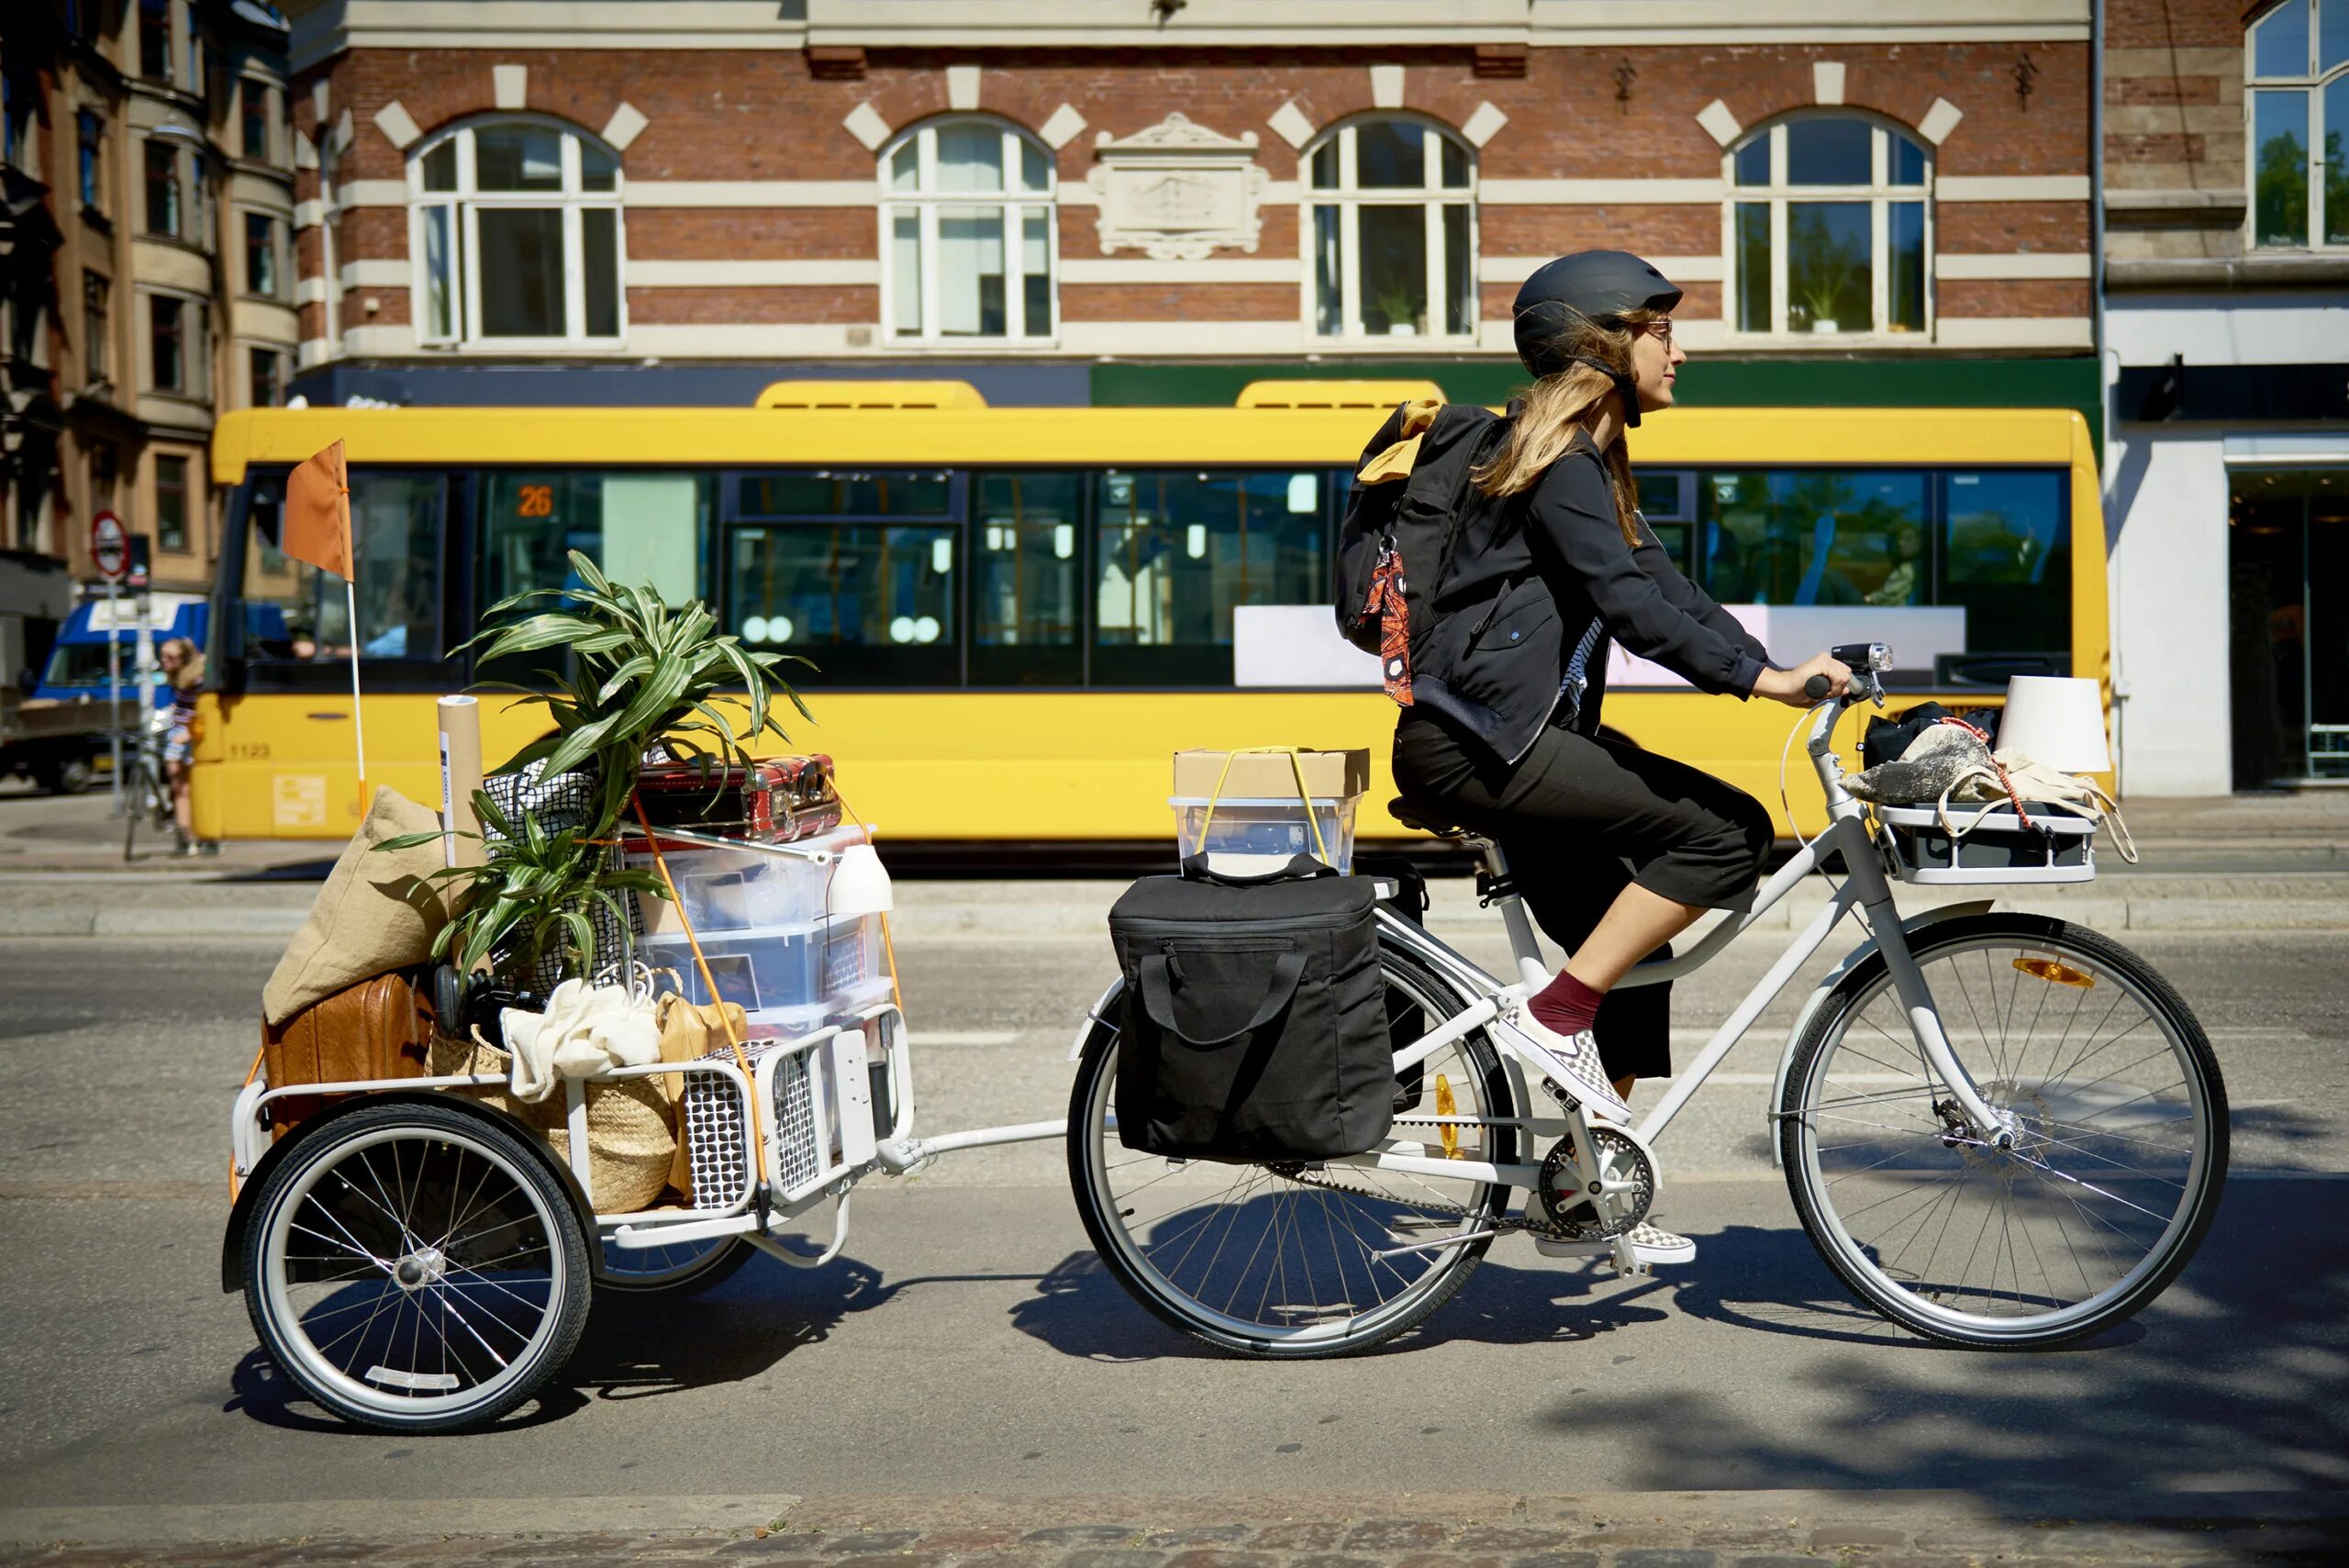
[
  {"left": 1493, "top": 1011, "right": 1632, "bottom": 1124},
  {"left": 1626, "top": 1223, "right": 1696, "bottom": 1264}
]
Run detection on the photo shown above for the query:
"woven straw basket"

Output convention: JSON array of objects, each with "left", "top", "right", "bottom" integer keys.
[{"left": 427, "top": 1031, "right": 677, "bottom": 1213}]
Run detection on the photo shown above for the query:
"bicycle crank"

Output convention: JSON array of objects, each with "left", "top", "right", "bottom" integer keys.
[{"left": 1536, "top": 1122, "right": 1660, "bottom": 1240}]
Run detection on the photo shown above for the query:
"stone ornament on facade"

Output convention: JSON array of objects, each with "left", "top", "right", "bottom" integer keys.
[{"left": 1087, "top": 113, "right": 1267, "bottom": 261}]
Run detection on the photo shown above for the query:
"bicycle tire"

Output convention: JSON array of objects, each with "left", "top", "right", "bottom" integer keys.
[
  {"left": 1067, "top": 935, "right": 1518, "bottom": 1359},
  {"left": 242, "top": 1099, "right": 592, "bottom": 1431},
  {"left": 594, "top": 1235, "right": 754, "bottom": 1297},
  {"left": 1780, "top": 913, "right": 2227, "bottom": 1350}
]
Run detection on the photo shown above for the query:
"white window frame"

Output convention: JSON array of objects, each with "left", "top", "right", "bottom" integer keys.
[
  {"left": 406, "top": 115, "right": 627, "bottom": 349},
  {"left": 1302, "top": 113, "right": 1479, "bottom": 346},
  {"left": 878, "top": 116, "right": 1058, "bottom": 346},
  {"left": 2246, "top": 0, "right": 2349, "bottom": 250},
  {"left": 1722, "top": 111, "right": 1936, "bottom": 346}
]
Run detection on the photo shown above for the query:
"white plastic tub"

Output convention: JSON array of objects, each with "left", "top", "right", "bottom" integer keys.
[{"left": 1170, "top": 795, "right": 1361, "bottom": 875}]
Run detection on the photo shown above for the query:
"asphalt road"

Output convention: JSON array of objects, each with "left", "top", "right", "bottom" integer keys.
[{"left": 1, "top": 921, "right": 2344, "bottom": 1522}]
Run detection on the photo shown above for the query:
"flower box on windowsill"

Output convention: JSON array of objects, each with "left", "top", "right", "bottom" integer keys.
[{"left": 1809, "top": 320, "right": 1842, "bottom": 334}]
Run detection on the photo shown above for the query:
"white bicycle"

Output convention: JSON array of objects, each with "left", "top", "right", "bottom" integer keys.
[{"left": 1066, "top": 644, "right": 2229, "bottom": 1354}]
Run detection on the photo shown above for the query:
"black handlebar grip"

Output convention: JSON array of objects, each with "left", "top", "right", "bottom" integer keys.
[{"left": 1804, "top": 673, "right": 1832, "bottom": 701}]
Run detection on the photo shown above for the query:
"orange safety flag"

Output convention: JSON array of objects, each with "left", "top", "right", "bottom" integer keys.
[{"left": 284, "top": 439, "right": 352, "bottom": 579}]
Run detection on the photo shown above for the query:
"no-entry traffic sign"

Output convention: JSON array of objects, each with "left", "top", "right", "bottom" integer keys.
[{"left": 91, "top": 510, "right": 128, "bottom": 582}]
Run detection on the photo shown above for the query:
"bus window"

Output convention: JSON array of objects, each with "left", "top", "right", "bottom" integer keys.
[
  {"left": 729, "top": 523, "right": 958, "bottom": 687},
  {"left": 241, "top": 469, "right": 444, "bottom": 678},
  {"left": 736, "top": 471, "right": 952, "bottom": 519},
  {"left": 478, "top": 471, "right": 713, "bottom": 609},
  {"left": 1093, "top": 469, "right": 1328, "bottom": 687},
  {"left": 1698, "top": 470, "right": 1928, "bottom": 609},
  {"left": 1940, "top": 471, "right": 2068, "bottom": 659},
  {"left": 971, "top": 472, "right": 1081, "bottom": 685},
  {"left": 1633, "top": 469, "right": 1696, "bottom": 573}
]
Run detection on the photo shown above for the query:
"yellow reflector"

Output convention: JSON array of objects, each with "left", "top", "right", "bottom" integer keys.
[
  {"left": 1434, "top": 1074, "right": 1461, "bottom": 1159},
  {"left": 2014, "top": 955, "right": 2096, "bottom": 988}
]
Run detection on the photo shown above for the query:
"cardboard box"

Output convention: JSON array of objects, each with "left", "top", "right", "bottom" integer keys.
[{"left": 1171, "top": 748, "right": 1371, "bottom": 803}]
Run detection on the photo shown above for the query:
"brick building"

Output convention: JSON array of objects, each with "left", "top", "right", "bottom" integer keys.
[
  {"left": 277, "top": 0, "right": 2097, "bottom": 420},
  {"left": 2100, "top": 0, "right": 2349, "bottom": 793},
  {"left": 2, "top": 0, "right": 298, "bottom": 594}
]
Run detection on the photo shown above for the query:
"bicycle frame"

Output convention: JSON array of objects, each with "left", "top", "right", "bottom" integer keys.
[{"left": 1338, "top": 687, "right": 2015, "bottom": 1202}]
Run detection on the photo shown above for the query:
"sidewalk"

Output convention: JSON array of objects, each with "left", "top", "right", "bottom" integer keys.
[
  {"left": 5, "top": 785, "right": 2347, "bottom": 936},
  {"left": 3, "top": 1487, "right": 2344, "bottom": 1567}
]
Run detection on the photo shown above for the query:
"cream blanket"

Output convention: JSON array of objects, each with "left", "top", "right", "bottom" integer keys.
[{"left": 499, "top": 979, "right": 661, "bottom": 1103}]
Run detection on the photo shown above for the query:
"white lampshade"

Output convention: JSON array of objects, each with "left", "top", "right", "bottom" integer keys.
[
  {"left": 825, "top": 841, "right": 895, "bottom": 918},
  {"left": 1998, "top": 676, "right": 2110, "bottom": 772}
]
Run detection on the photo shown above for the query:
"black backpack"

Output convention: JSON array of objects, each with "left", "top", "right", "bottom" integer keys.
[{"left": 1331, "top": 401, "right": 1512, "bottom": 697}]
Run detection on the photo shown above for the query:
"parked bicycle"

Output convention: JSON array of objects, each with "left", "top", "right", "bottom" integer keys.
[
  {"left": 1065, "top": 643, "right": 2228, "bottom": 1354},
  {"left": 120, "top": 715, "right": 177, "bottom": 862}
]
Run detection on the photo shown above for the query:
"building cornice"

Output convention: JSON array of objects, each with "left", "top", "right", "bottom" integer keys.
[{"left": 276, "top": 0, "right": 2089, "bottom": 71}]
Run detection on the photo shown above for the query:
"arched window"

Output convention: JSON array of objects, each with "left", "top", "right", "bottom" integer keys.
[
  {"left": 1305, "top": 116, "right": 1475, "bottom": 341},
  {"left": 2247, "top": 0, "right": 2349, "bottom": 248},
  {"left": 881, "top": 117, "right": 1056, "bottom": 342},
  {"left": 1725, "top": 114, "right": 1931, "bottom": 339},
  {"left": 408, "top": 117, "right": 623, "bottom": 346}
]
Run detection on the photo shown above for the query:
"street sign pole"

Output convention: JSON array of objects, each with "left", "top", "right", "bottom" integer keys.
[
  {"left": 91, "top": 510, "right": 129, "bottom": 815},
  {"left": 106, "top": 574, "right": 121, "bottom": 814}
]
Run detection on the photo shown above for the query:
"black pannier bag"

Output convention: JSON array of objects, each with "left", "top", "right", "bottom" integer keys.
[{"left": 1108, "top": 855, "right": 1393, "bottom": 1162}]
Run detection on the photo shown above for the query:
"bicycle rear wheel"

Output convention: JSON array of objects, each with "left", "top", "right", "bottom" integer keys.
[
  {"left": 1068, "top": 938, "right": 1518, "bottom": 1358},
  {"left": 1781, "top": 914, "right": 2226, "bottom": 1349}
]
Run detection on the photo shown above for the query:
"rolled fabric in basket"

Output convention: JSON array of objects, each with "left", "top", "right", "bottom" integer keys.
[{"left": 500, "top": 978, "right": 661, "bottom": 1104}]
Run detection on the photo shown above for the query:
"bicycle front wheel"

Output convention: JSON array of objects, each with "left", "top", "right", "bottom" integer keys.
[
  {"left": 1068, "top": 938, "right": 1519, "bottom": 1358},
  {"left": 1781, "top": 914, "right": 2227, "bottom": 1349}
]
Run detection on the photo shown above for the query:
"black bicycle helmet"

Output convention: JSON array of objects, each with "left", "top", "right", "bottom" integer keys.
[{"left": 1511, "top": 250, "right": 1683, "bottom": 426}]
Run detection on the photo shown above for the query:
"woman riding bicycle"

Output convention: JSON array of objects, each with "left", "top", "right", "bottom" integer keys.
[
  {"left": 156, "top": 637, "right": 217, "bottom": 857},
  {"left": 1391, "top": 251, "right": 1853, "bottom": 1242}
]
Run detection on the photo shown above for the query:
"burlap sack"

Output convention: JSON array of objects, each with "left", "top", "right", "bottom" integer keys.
[
  {"left": 263, "top": 788, "right": 452, "bottom": 1027},
  {"left": 427, "top": 1030, "right": 678, "bottom": 1214}
]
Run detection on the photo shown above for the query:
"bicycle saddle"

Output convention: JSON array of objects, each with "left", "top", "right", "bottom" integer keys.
[{"left": 1387, "top": 795, "right": 1467, "bottom": 839}]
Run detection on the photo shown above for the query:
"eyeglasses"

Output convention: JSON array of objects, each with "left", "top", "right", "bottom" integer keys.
[{"left": 1640, "top": 318, "right": 1675, "bottom": 348}]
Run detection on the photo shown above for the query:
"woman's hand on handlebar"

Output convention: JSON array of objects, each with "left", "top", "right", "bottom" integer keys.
[{"left": 1755, "top": 652, "right": 1854, "bottom": 707}]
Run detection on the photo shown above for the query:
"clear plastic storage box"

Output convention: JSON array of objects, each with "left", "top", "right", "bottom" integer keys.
[
  {"left": 1171, "top": 795, "right": 1360, "bottom": 874},
  {"left": 643, "top": 913, "right": 879, "bottom": 1013},
  {"left": 629, "top": 826, "right": 870, "bottom": 936}
]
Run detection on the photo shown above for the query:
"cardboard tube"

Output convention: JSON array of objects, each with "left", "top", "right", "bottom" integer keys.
[{"left": 438, "top": 695, "right": 484, "bottom": 867}]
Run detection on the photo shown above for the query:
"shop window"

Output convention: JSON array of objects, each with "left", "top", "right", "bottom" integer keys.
[
  {"left": 1093, "top": 469, "right": 1330, "bottom": 686},
  {"left": 881, "top": 117, "right": 1056, "bottom": 341},
  {"left": 972, "top": 472, "right": 1083, "bottom": 685},
  {"left": 728, "top": 469, "right": 958, "bottom": 686},
  {"left": 410, "top": 117, "right": 624, "bottom": 344},
  {"left": 1726, "top": 114, "right": 1932, "bottom": 338},
  {"left": 2248, "top": 0, "right": 2349, "bottom": 248},
  {"left": 1306, "top": 116, "right": 1476, "bottom": 341}
]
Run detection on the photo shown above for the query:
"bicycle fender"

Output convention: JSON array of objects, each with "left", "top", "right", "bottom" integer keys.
[
  {"left": 218, "top": 1090, "right": 603, "bottom": 1294},
  {"left": 1068, "top": 975, "right": 1122, "bottom": 1062},
  {"left": 1765, "top": 898, "right": 1995, "bottom": 1168}
]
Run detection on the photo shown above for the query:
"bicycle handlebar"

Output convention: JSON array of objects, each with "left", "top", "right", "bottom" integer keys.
[{"left": 1803, "top": 673, "right": 1832, "bottom": 702}]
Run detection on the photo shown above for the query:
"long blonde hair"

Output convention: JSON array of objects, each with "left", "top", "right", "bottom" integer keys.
[
  {"left": 1472, "top": 306, "right": 1655, "bottom": 546},
  {"left": 159, "top": 637, "right": 204, "bottom": 693}
]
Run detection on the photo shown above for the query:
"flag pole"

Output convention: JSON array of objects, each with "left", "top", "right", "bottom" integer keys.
[{"left": 346, "top": 574, "right": 367, "bottom": 817}]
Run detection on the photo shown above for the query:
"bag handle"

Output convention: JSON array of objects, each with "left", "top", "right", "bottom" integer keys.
[
  {"left": 1137, "top": 949, "right": 1308, "bottom": 1047},
  {"left": 1178, "top": 852, "right": 1335, "bottom": 887},
  {"left": 1197, "top": 746, "right": 1333, "bottom": 867}
]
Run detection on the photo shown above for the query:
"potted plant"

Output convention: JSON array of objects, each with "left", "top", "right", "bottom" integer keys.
[{"left": 381, "top": 552, "right": 809, "bottom": 990}]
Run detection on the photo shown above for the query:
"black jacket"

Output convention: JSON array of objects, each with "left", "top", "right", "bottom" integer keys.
[{"left": 1412, "top": 429, "right": 1768, "bottom": 765}]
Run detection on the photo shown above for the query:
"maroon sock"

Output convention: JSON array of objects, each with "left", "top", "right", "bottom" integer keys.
[{"left": 1530, "top": 970, "right": 1606, "bottom": 1038}]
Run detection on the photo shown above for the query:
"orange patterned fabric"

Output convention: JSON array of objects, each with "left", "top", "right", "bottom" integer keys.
[{"left": 1366, "top": 547, "right": 1412, "bottom": 706}]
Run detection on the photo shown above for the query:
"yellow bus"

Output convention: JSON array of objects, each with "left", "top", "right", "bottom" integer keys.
[{"left": 195, "top": 381, "right": 2105, "bottom": 845}]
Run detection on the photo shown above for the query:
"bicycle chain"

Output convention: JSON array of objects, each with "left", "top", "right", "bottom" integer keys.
[{"left": 1273, "top": 1116, "right": 1583, "bottom": 1242}]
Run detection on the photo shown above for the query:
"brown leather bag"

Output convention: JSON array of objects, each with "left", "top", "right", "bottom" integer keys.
[{"left": 261, "top": 968, "right": 436, "bottom": 1138}]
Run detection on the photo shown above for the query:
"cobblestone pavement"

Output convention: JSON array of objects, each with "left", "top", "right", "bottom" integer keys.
[{"left": 4, "top": 1492, "right": 2345, "bottom": 1568}]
